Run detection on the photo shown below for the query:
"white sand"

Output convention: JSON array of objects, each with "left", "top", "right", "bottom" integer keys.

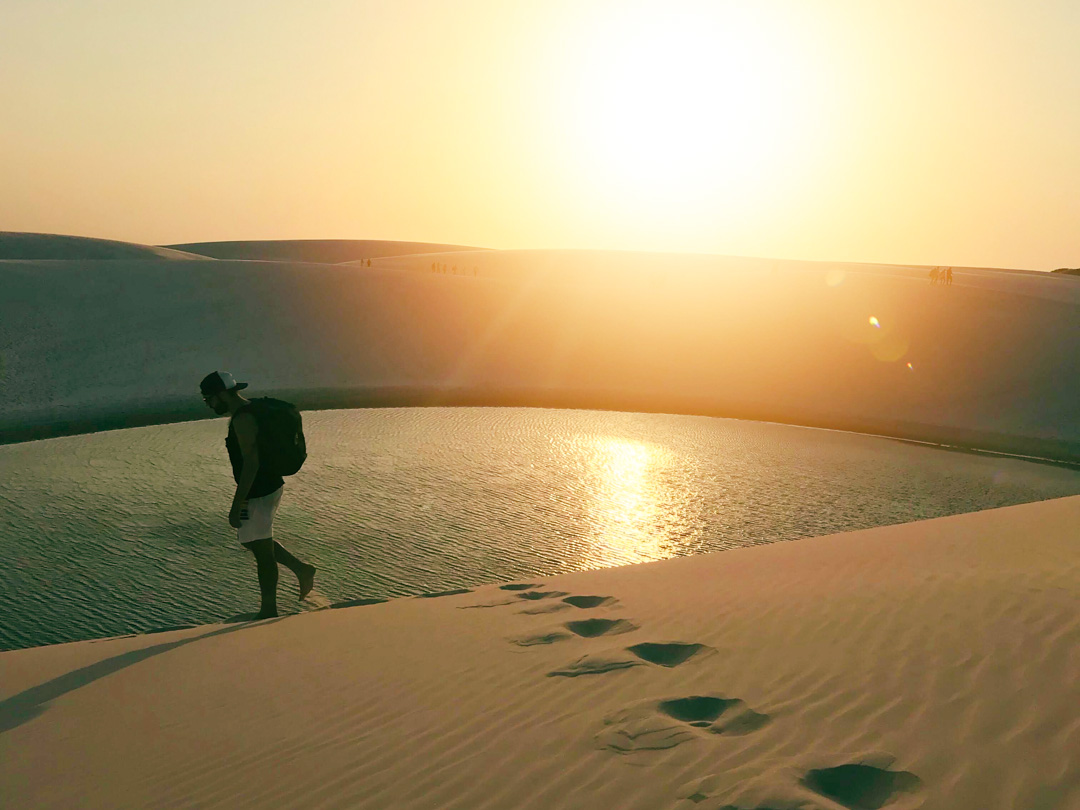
[
  {"left": 2, "top": 494, "right": 1077, "bottom": 809},
  {"left": 2, "top": 248, "right": 1078, "bottom": 460},
  {"left": 5, "top": 234, "right": 1076, "bottom": 807}
]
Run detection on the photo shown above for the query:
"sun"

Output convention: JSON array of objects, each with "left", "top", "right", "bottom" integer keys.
[{"left": 552, "top": 2, "right": 832, "bottom": 217}]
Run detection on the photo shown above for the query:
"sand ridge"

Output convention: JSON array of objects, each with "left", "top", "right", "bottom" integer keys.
[
  {"left": 2, "top": 495, "right": 1078, "bottom": 809},
  {"left": 0, "top": 232, "right": 212, "bottom": 261},
  {"left": 166, "top": 239, "right": 489, "bottom": 264}
]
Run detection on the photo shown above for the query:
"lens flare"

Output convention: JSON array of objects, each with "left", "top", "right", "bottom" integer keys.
[
  {"left": 906, "top": 362, "right": 914, "bottom": 370},
  {"left": 869, "top": 316, "right": 880, "bottom": 328}
]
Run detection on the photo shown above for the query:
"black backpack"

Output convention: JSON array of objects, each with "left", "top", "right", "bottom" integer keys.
[{"left": 250, "top": 398, "right": 307, "bottom": 476}]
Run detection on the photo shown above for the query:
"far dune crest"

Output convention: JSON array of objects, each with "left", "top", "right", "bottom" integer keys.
[
  {"left": 0, "top": 232, "right": 210, "bottom": 261},
  {"left": 167, "top": 239, "right": 489, "bottom": 264}
]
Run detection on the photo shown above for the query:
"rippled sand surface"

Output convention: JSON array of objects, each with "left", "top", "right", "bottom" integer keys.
[{"left": 3, "top": 407, "right": 1078, "bottom": 650}]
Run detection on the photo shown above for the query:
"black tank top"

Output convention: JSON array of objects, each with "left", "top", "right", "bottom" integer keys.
[{"left": 226, "top": 403, "right": 284, "bottom": 499}]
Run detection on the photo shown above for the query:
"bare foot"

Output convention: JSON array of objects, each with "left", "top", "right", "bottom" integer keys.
[{"left": 298, "top": 565, "right": 316, "bottom": 600}]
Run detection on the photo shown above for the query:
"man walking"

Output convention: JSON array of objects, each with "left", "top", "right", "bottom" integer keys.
[{"left": 200, "top": 371, "right": 315, "bottom": 619}]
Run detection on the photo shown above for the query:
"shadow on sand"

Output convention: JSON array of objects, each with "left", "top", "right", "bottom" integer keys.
[{"left": 0, "top": 618, "right": 283, "bottom": 735}]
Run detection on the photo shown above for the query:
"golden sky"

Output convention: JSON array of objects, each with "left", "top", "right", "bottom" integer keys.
[{"left": 1, "top": 0, "right": 1078, "bottom": 269}]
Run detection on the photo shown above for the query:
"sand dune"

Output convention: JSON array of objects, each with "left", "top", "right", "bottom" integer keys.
[
  {"left": 166, "top": 239, "right": 488, "bottom": 264},
  {"left": 370, "top": 247, "right": 1075, "bottom": 299},
  {"left": 2, "top": 250, "right": 1078, "bottom": 461},
  {"left": 4, "top": 235, "right": 1078, "bottom": 807},
  {"left": 0, "top": 232, "right": 211, "bottom": 261},
  {"left": 2, "top": 494, "right": 1077, "bottom": 809}
]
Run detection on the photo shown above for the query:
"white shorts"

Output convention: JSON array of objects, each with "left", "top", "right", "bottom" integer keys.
[{"left": 237, "top": 486, "right": 283, "bottom": 544}]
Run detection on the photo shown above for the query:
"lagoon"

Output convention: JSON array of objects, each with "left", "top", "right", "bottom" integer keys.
[{"left": 3, "top": 407, "right": 1078, "bottom": 651}]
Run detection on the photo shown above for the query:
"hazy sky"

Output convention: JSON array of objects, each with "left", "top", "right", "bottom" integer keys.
[{"left": 2, "top": 0, "right": 1078, "bottom": 269}]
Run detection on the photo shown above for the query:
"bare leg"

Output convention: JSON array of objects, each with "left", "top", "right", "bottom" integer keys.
[
  {"left": 274, "top": 542, "right": 316, "bottom": 599},
  {"left": 243, "top": 537, "right": 279, "bottom": 618}
]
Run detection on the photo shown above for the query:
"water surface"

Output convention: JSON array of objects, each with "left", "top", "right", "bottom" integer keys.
[{"left": 3, "top": 407, "right": 1078, "bottom": 650}]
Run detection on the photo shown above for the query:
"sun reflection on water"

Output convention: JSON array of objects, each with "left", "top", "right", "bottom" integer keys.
[{"left": 577, "top": 435, "right": 703, "bottom": 568}]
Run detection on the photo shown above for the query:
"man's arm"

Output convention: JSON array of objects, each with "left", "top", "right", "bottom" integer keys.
[{"left": 229, "top": 411, "right": 260, "bottom": 527}]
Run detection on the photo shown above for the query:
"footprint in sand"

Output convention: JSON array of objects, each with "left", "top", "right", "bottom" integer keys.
[
  {"left": 597, "top": 694, "right": 771, "bottom": 754},
  {"left": 660, "top": 696, "right": 771, "bottom": 734},
  {"left": 516, "top": 590, "right": 571, "bottom": 602},
  {"left": 674, "top": 755, "right": 923, "bottom": 809},
  {"left": 459, "top": 590, "right": 618, "bottom": 613},
  {"left": 510, "top": 617, "right": 639, "bottom": 647},
  {"left": 565, "top": 617, "right": 637, "bottom": 637},
  {"left": 548, "top": 641, "right": 713, "bottom": 677},
  {"left": 562, "top": 595, "right": 616, "bottom": 609},
  {"left": 298, "top": 592, "right": 333, "bottom": 611},
  {"left": 459, "top": 589, "right": 570, "bottom": 610},
  {"left": 416, "top": 588, "right": 473, "bottom": 598},
  {"left": 801, "top": 763, "right": 922, "bottom": 810},
  {"left": 518, "top": 593, "right": 620, "bottom": 615},
  {"left": 329, "top": 597, "right": 389, "bottom": 609},
  {"left": 511, "top": 631, "right": 573, "bottom": 647},
  {"left": 514, "top": 590, "right": 579, "bottom": 614}
]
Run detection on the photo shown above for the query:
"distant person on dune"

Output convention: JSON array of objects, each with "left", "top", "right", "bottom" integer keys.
[
  {"left": 945, "top": 267, "right": 953, "bottom": 285},
  {"left": 929, "top": 267, "right": 939, "bottom": 285},
  {"left": 200, "top": 371, "right": 315, "bottom": 619}
]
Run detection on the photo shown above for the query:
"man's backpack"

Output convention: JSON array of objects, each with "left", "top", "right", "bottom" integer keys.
[{"left": 250, "top": 398, "right": 307, "bottom": 476}]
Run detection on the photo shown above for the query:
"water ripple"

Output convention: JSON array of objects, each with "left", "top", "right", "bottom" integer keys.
[{"left": 2, "top": 407, "right": 1079, "bottom": 650}]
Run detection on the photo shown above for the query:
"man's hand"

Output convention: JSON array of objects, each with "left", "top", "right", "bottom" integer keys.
[{"left": 229, "top": 502, "right": 245, "bottom": 529}]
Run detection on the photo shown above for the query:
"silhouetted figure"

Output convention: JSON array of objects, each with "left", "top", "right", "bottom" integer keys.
[
  {"left": 945, "top": 267, "right": 953, "bottom": 285},
  {"left": 929, "top": 267, "right": 940, "bottom": 285},
  {"left": 367, "top": 259, "right": 372, "bottom": 267},
  {"left": 200, "top": 371, "right": 315, "bottom": 619},
  {"left": 452, "top": 265, "right": 457, "bottom": 274}
]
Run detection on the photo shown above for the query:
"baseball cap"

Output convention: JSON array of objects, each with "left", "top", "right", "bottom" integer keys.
[{"left": 199, "top": 371, "right": 249, "bottom": 396}]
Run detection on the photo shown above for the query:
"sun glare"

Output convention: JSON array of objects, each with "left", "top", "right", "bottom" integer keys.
[
  {"left": 579, "top": 436, "right": 702, "bottom": 568},
  {"left": 556, "top": 2, "right": 832, "bottom": 218}
]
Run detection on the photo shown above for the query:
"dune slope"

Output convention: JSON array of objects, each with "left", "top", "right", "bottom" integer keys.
[
  {"left": 0, "top": 232, "right": 210, "bottom": 261},
  {"left": 1, "top": 253, "right": 1077, "bottom": 460}
]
